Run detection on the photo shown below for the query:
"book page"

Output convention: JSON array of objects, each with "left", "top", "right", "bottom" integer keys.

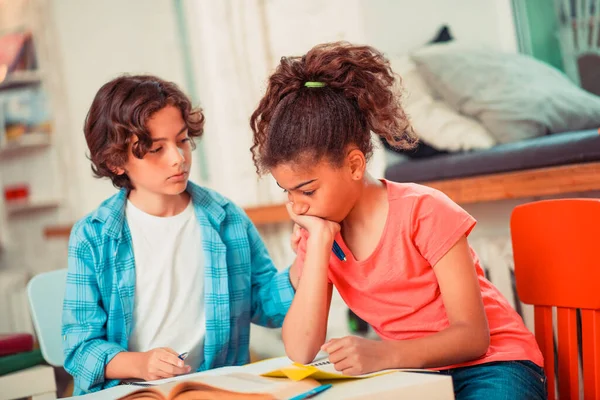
[
  {"left": 119, "top": 373, "right": 318, "bottom": 400},
  {"left": 117, "top": 386, "right": 167, "bottom": 400},
  {"left": 238, "top": 357, "right": 295, "bottom": 375},
  {"left": 176, "top": 373, "right": 318, "bottom": 400},
  {"left": 122, "top": 366, "right": 245, "bottom": 387}
]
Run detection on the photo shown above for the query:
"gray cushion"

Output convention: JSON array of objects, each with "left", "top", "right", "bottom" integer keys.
[
  {"left": 385, "top": 129, "right": 600, "bottom": 183},
  {"left": 411, "top": 43, "right": 600, "bottom": 144}
]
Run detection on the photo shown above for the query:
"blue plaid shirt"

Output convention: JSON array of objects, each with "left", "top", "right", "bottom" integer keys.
[{"left": 62, "top": 182, "right": 295, "bottom": 395}]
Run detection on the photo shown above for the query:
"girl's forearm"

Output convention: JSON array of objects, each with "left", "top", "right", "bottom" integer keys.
[
  {"left": 282, "top": 238, "right": 332, "bottom": 364},
  {"left": 383, "top": 322, "right": 490, "bottom": 369}
]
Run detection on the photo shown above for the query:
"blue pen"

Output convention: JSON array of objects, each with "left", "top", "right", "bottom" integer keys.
[
  {"left": 288, "top": 383, "right": 333, "bottom": 400},
  {"left": 332, "top": 240, "right": 346, "bottom": 262},
  {"left": 178, "top": 352, "right": 188, "bottom": 361}
]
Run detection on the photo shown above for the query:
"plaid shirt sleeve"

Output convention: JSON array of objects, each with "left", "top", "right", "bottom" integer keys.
[
  {"left": 62, "top": 224, "right": 126, "bottom": 393},
  {"left": 246, "top": 220, "right": 296, "bottom": 328}
]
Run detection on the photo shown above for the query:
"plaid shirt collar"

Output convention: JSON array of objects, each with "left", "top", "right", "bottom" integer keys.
[{"left": 89, "top": 181, "right": 227, "bottom": 240}]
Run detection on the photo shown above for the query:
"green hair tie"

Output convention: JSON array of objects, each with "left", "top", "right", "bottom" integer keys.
[{"left": 304, "top": 81, "right": 326, "bottom": 88}]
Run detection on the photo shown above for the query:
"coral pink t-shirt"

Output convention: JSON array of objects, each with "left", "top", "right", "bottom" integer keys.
[{"left": 296, "top": 180, "right": 543, "bottom": 369}]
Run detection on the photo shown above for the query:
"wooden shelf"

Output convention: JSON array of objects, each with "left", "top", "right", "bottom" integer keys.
[
  {"left": 43, "top": 225, "right": 73, "bottom": 239},
  {"left": 244, "top": 203, "right": 289, "bottom": 226},
  {"left": 0, "top": 70, "right": 43, "bottom": 91},
  {"left": 422, "top": 161, "right": 600, "bottom": 204},
  {"left": 0, "top": 132, "right": 51, "bottom": 159},
  {"left": 6, "top": 198, "right": 60, "bottom": 217},
  {"left": 44, "top": 203, "right": 292, "bottom": 239},
  {"left": 43, "top": 161, "right": 600, "bottom": 239}
]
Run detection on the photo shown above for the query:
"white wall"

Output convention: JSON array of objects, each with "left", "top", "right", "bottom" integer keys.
[
  {"left": 0, "top": 0, "right": 196, "bottom": 331},
  {"left": 360, "top": 0, "right": 518, "bottom": 57},
  {"left": 0, "top": 0, "right": 63, "bottom": 334},
  {"left": 50, "top": 0, "right": 191, "bottom": 218}
]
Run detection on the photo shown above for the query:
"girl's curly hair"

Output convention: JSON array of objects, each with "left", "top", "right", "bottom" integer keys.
[{"left": 250, "top": 41, "right": 416, "bottom": 174}]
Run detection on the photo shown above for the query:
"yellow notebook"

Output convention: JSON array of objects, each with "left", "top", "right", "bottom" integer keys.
[{"left": 261, "top": 357, "right": 435, "bottom": 381}]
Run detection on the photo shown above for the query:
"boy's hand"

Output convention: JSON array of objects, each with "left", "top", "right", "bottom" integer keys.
[
  {"left": 321, "top": 336, "right": 389, "bottom": 376},
  {"left": 139, "top": 347, "right": 191, "bottom": 381},
  {"left": 286, "top": 203, "right": 340, "bottom": 244}
]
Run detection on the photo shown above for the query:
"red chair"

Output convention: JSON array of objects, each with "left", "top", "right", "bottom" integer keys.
[{"left": 511, "top": 199, "right": 600, "bottom": 400}]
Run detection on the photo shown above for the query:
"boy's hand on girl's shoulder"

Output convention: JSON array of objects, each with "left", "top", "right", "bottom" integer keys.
[
  {"left": 138, "top": 347, "right": 191, "bottom": 381},
  {"left": 321, "top": 336, "right": 390, "bottom": 376}
]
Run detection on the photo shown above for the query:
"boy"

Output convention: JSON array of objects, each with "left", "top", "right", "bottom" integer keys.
[{"left": 62, "top": 75, "right": 296, "bottom": 395}]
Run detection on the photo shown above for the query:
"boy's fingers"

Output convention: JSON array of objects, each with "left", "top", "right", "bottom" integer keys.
[
  {"left": 151, "top": 371, "right": 170, "bottom": 380},
  {"left": 159, "top": 352, "right": 185, "bottom": 368},
  {"left": 155, "top": 363, "right": 175, "bottom": 377},
  {"left": 158, "top": 359, "right": 188, "bottom": 375},
  {"left": 157, "top": 363, "right": 180, "bottom": 377},
  {"left": 162, "top": 347, "right": 179, "bottom": 356}
]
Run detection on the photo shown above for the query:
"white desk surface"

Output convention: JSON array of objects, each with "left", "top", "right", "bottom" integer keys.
[{"left": 63, "top": 356, "right": 454, "bottom": 400}]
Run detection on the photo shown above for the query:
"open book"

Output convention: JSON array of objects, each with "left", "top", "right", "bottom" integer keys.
[
  {"left": 261, "top": 357, "right": 437, "bottom": 381},
  {"left": 117, "top": 373, "right": 318, "bottom": 400}
]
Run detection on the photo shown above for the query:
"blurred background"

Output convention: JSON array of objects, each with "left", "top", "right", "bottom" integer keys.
[{"left": 1, "top": 0, "right": 599, "bottom": 397}]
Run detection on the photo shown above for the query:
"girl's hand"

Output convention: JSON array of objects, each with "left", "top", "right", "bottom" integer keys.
[
  {"left": 321, "top": 336, "right": 390, "bottom": 376},
  {"left": 286, "top": 203, "right": 340, "bottom": 244},
  {"left": 290, "top": 223, "right": 302, "bottom": 254}
]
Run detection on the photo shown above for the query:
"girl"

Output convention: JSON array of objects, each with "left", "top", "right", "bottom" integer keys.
[{"left": 249, "top": 42, "right": 546, "bottom": 399}]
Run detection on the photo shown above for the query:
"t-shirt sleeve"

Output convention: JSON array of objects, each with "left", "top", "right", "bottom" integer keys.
[{"left": 410, "top": 188, "right": 476, "bottom": 267}]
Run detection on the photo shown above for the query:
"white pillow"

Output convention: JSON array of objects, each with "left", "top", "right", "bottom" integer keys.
[
  {"left": 391, "top": 57, "right": 497, "bottom": 152},
  {"left": 411, "top": 42, "right": 600, "bottom": 143}
]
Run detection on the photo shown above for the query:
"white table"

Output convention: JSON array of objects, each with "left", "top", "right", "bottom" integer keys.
[{"left": 62, "top": 357, "right": 454, "bottom": 400}]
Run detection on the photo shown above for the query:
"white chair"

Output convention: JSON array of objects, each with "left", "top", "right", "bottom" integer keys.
[
  {"left": 0, "top": 269, "right": 68, "bottom": 400},
  {"left": 27, "top": 268, "right": 67, "bottom": 367}
]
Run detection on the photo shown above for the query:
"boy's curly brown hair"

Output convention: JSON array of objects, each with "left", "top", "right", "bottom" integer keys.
[{"left": 84, "top": 75, "right": 204, "bottom": 190}]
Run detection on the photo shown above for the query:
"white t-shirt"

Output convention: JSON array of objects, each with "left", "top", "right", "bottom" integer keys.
[{"left": 126, "top": 199, "right": 205, "bottom": 372}]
